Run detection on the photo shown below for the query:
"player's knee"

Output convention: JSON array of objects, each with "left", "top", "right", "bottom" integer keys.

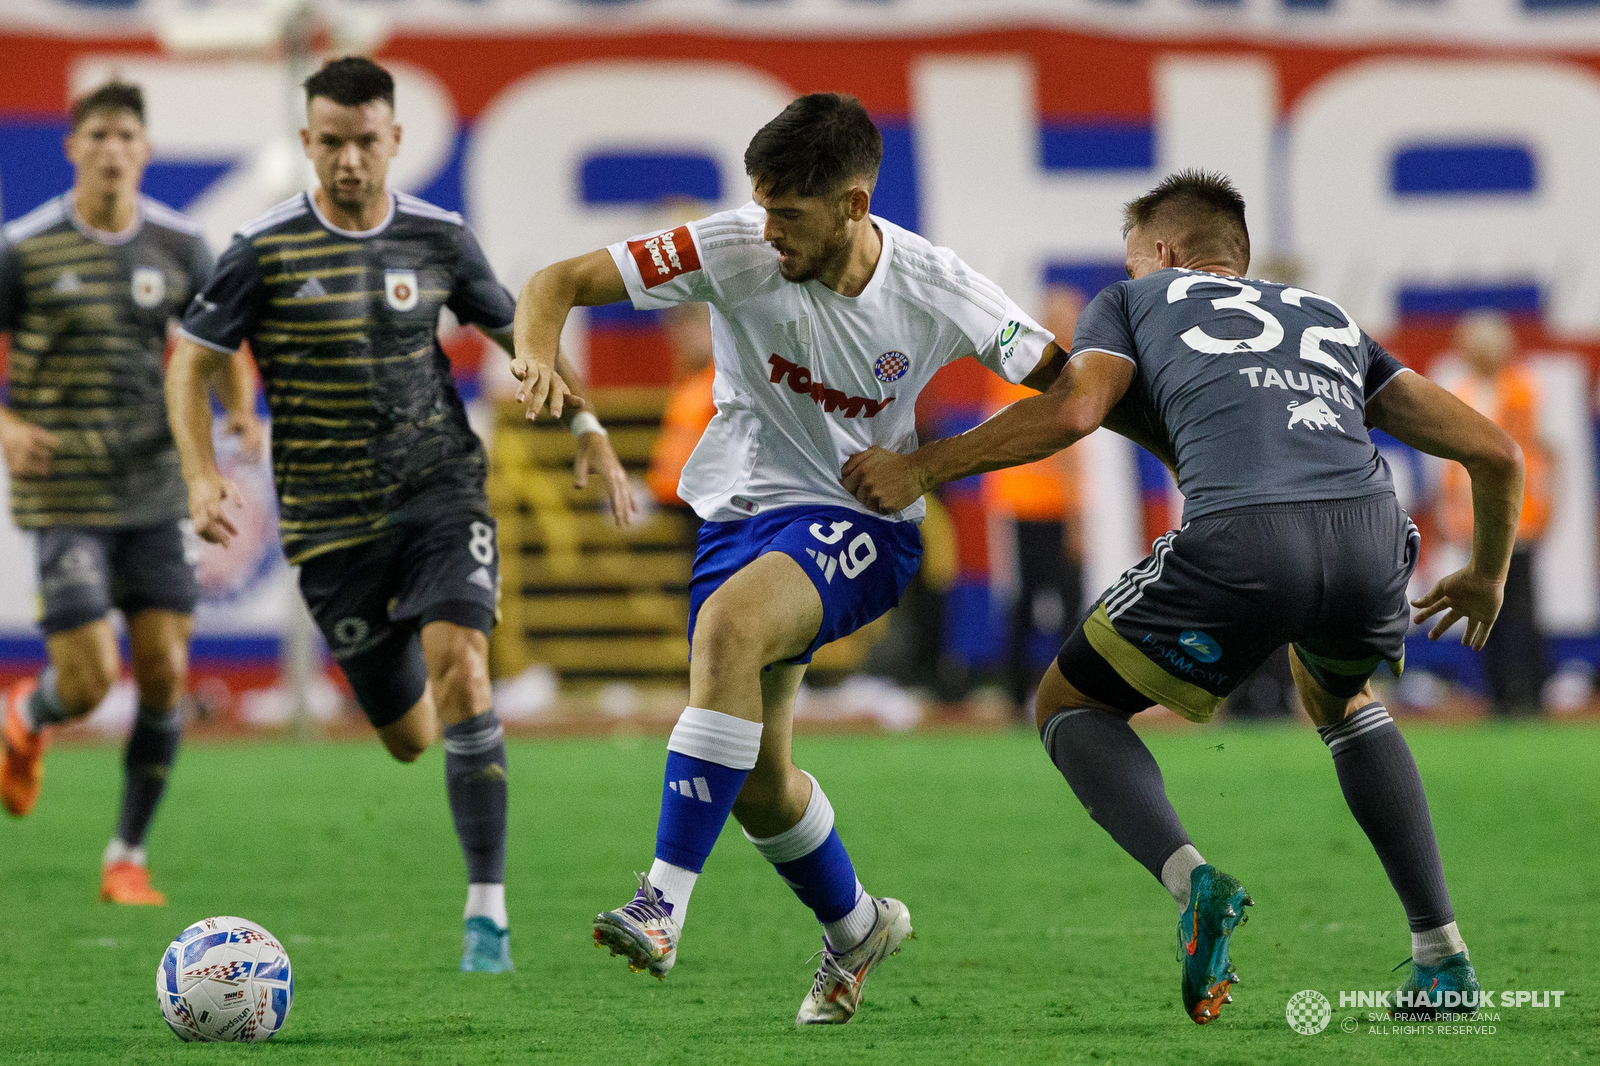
[
  {"left": 692, "top": 598, "right": 766, "bottom": 672},
  {"left": 56, "top": 645, "right": 119, "bottom": 712},
  {"left": 429, "top": 649, "right": 490, "bottom": 722},
  {"left": 381, "top": 726, "right": 432, "bottom": 763},
  {"left": 132, "top": 643, "right": 187, "bottom": 710}
]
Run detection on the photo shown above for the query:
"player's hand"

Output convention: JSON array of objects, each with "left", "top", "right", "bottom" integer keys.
[
  {"left": 841, "top": 446, "right": 929, "bottom": 514},
  {"left": 509, "top": 356, "right": 580, "bottom": 422},
  {"left": 225, "top": 411, "right": 266, "bottom": 464},
  {"left": 188, "top": 472, "right": 244, "bottom": 547},
  {"left": 0, "top": 415, "right": 57, "bottom": 479},
  {"left": 574, "top": 431, "right": 636, "bottom": 528},
  {"left": 1412, "top": 568, "right": 1505, "bottom": 650}
]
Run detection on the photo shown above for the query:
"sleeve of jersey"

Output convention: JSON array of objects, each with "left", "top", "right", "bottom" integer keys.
[
  {"left": 1069, "top": 286, "right": 1137, "bottom": 367},
  {"left": 607, "top": 221, "right": 714, "bottom": 311},
  {"left": 178, "top": 236, "right": 261, "bottom": 354},
  {"left": 0, "top": 241, "right": 21, "bottom": 333},
  {"left": 970, "top": 293, "right": 1053, "bottom": 384},
  {"left": 447, "top": 225, "right": 516, "bottom": 330},
  {"left": 185, "top": 235, "right": 217, "bottom": 304},
  {"left": 1362, "top": 338, "right": 1412, "bottom": 400}
]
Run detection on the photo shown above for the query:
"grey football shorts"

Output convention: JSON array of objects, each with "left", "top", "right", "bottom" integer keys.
[
  {"left": 1056, "top": 492, "right": 1420, "bottom": 722},
  {"left": 36, "top": 522, "right": 201, "bottom": 635},
  {"left": 296, "top": 513, "right": 500, "bottom": 729}
]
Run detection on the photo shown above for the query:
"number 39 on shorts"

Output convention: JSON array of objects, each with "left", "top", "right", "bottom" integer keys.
[{"left": 468, "top": 521, "right": 496, "bottom": 565}]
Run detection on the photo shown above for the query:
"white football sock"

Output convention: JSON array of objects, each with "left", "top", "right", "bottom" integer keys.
[
  {"left": 464, "top": 883, "right": 508, "bottom": 928},
  {"left": 823, "top": 889, "right": 876, "bottom": 952},
  {"left": 648, "top": 859, "right": 699, "bottom": 924},
  {"left": 1161, "top": 844, "right": 1206, "bottom": 908},
  {"left": 103, "top": 838, "right": 146, "bottom": 868},
  {"left": 1412, "top": 921, "right": 1468, "bottom": 967}
]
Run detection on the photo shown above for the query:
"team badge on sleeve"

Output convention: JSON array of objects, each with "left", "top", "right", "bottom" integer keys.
[
  {"left": 873, "top": 351, "right": 909, "bottom": 383},
  {"left": 385, "top": 269, "right": 419, "bottom": 311},
  {"left": 132, "top": 266, "right": 165, "bottom": 309},
  {"left": 629, "top": 226, "right": 701, "bottom": 288}
]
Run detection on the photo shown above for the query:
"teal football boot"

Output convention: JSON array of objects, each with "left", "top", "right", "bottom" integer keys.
[
  {"left": 461, "top": 915, "right": 514, "bottom": 973},
  {"left": 1177, "top": 864, "right": 1253, "bottom": 1024},
  {"left": 1392, "top": 952, "right": 1478, "bottom": 1018}
]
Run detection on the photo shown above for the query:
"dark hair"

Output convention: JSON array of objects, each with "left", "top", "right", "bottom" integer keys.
[
  {"left": 744, "top": 93, "right": 882, "bottom": 199},
  {"left": 304, "top": 56, "right": 395, "bottom": 110},
  {"left": 71, "top": 81, "right": 144, "bottom": 129},
  {"left": 1122, "top": 170, "right": 1250, "bottom": 272}
]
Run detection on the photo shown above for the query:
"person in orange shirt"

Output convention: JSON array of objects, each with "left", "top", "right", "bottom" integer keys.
[
  {"left": 1437, "top": 310, "right": 1552, "bottom": 715},
  {"left": 984, "top": 284, "right": 1085, "bottom": 716},
  {"left": 646, "top": 301, "right": 716, "bottom": 528}
]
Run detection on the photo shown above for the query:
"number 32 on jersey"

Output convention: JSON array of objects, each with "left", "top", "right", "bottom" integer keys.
[{"left": 1167, "top": 274, "right": 1364, "bottom": 389}]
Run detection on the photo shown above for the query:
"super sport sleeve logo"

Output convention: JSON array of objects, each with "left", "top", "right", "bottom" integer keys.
[{"left": 628, "top": 225, "right": 702, "bottom": 289}]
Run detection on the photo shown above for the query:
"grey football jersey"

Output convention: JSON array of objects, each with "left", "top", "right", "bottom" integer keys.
[
  {"left": 0, "top": 195, "right": 213, "bottom": 529},
  {"left": 1073, "top": 268, "right": 1408, "bottom": 522}
]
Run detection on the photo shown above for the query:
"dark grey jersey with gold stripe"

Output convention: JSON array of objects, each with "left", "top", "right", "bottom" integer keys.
[
  {"left": 0, "top": 195, "right": 212, "bottom": 529},
  {"left": 179, "top": 191, "right": 515, "bottom": 565}
]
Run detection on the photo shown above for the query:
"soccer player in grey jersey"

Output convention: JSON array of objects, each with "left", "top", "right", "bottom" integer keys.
[
  {"left": 845, "top": 171, "right": 1524, "bottom": 1025},
  {"left": 166, "top": 57, "right": 633, "bottom": 973},
  {"left": 0, "top": 81, "right": 262, "bottom": 906}
]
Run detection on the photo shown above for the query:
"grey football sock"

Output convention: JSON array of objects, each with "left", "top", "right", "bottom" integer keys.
[
  {"left": 1318, "top": 703, "right": 1455, "bottom": 933},
  {"left": 443, "top": 711, "right": 508, "bottom": 885},
  {"left": 25, "top": 668, "right": 70, "bottom": 729},
  {"left": 1042, "top": 708, "right": 1195, "bottom": 885},
  {"left": 116, "top": 706, "right": 181, "bottom": 848}
]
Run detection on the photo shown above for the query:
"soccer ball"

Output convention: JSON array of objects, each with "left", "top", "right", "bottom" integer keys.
[{"left": 157, "top": 916, "right": 293, "bottom": 1042}]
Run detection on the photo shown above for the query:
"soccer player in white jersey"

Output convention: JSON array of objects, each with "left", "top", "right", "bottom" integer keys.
[{"left": 512, "top": 93, "right": 1067, "bottom": 1024}]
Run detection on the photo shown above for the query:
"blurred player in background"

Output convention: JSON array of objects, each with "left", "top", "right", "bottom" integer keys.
[
  {"left": 645, "top": 301, "right": 716, "bottom": 527},
  {"left": 0, "top": 81, "right": 261, "bottom": 906},
  {"left": 165, "top": 57, "right": 631, "bottom": 972},
  {"left": 844, "top": 172, "right": 1524, "bottom": 1025},
  {"left": 514, "top": 92, "right": 1066, "bottom": 1024},
  {"left": 1438, "top": 310, "right": 1551, "bottom": 715},
  {"left": 985, "top": 284, "right": 1085, "bottom": 718}
]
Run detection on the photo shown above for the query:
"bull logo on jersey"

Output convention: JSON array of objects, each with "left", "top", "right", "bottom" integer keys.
[
  {"left": 132, "top": 267, "right": 165, "bottom": 309},
  {"left": 873, "top": 351, "right": 909, "bottom": 383},
  {"left": 384, "top": 269, "right": 419, "bottom": 312},
  {"left": 1286, "top": 397, "right": 1344, "bottom": 431}
]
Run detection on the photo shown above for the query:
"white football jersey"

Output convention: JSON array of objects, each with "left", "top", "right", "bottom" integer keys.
[{"left": 608, "top": 202, "right": 1052, "bottom": 523}]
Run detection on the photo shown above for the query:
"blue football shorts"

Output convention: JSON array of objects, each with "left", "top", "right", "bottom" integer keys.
[{"left": 688, "top": 504, "right": 923, "bottom": 665}]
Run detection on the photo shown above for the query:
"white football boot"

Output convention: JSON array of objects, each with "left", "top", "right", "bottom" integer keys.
[
  {"left": 796, "top": 896, "right": 913, "bottom": 1025},
  {"left": 593, "top": 872, "right": 681, "bottom": 979}
]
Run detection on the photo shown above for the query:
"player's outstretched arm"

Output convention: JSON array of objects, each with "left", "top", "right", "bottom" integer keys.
[
  {"left": 165, "top": 336, "right": 245, "bottom": 547},
  {"left": 511, "top": 249, "right": 629, "bottom": 422},
  {"left": 1366, "top": 369, "right": 1525, "bottom": 649},
  {"left": 486, "top": 326, "right": 636, "bottom": 527},
  {"left": 843, "top": 350, "right": 1135, "bottom": 514}
]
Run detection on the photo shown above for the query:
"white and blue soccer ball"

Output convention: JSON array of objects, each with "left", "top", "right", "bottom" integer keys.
[{"left": 157, "top": 916, "right": 293, "bottom": 1042}]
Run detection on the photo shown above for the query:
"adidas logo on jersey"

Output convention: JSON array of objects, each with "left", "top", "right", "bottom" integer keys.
[
  {"left": 467, "top": 566, "right": 495, "bottom": 591},
  {"left": 52, "top": 270, "right": 82, "bottom": 295},
  {"left": 293, "top": 276, "right": 328, "bottom": 299},
  {"left": 668, "top": 777, "right": 712, "bottom": 802},
  {"left": 766, "top": 354, "right": 895, "bottom": 419}
]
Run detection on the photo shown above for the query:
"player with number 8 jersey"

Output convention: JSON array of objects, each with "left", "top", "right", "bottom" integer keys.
[
  {"left": 513, "top": 93, "right": 1067, "bottom": 1024},
  {"left": 166, "top": 57, "right": 632, "bottom": 974}
]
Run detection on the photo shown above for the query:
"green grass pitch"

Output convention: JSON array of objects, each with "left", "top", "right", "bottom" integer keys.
[{"left": 3, "top": 722, "right": 1596, "bottom": 1064}]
